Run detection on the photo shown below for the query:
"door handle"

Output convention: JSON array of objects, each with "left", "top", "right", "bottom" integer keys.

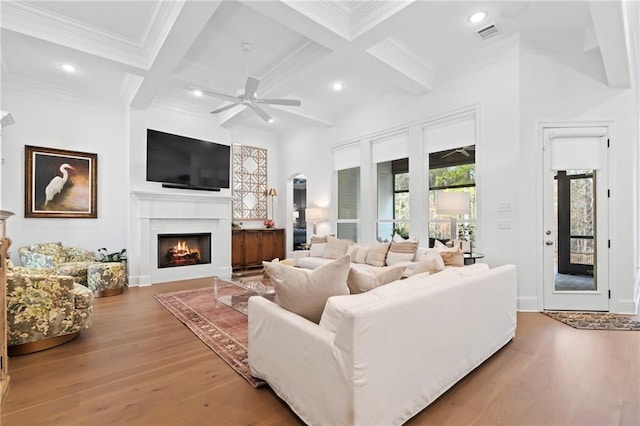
[{"left": 545, "top": 240, "right": 554, "bottom": 246}]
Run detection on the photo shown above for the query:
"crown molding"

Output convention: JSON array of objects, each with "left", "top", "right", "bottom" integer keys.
[
  {"left": 2, "top": 74, "right": 113, "bottom": 105},
  {"left": 366, "top": 36, "right": 434, "bottom": 93},
  {"left": 0, "top": 1, "right": 183, "bottom": 70},
  {"left": 350, "top": 0, "right": 414, "bottom": 39}
]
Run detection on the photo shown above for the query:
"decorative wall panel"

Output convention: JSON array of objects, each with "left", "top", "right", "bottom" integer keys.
[{"left": 232, "top": 144, "right": 267, "bottom": 220}]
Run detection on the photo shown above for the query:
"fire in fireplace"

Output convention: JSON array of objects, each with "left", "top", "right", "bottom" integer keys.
[{"left": 157, "top": 233, "right": 211, "bottom": 268}]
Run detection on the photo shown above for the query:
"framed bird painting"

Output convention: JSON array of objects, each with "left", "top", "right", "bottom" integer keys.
[{"left": 24, "top": 145, "right": 98, "bottom": 218}]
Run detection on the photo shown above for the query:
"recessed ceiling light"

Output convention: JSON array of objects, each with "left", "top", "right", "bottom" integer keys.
[
  {"left": 268, "top": 118, "right": 275, "bottom": 123},
  {"left": 468, "top": 11, "right": 487, "bottom": 24},
  {"left": 61, "top": 63, "right": 77, "bottom": 73},
  {"left": 331, "top": 81, "right": 343, "bottom": 91},
  {"left": 192, "top": 89, "right": 203, "bottom": 97}
]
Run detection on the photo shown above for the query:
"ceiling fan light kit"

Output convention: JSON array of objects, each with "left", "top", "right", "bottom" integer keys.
[{"left": 204, "top": 42, "right": 302, "bottom": 122}]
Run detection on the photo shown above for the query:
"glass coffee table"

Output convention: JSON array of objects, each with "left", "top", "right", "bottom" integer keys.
[{"left": 214, "top": 275, "right": 275, "bottom": 315}]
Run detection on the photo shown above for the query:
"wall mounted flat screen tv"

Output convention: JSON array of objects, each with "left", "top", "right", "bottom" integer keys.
[{"left": 146, "top": 129, "right": 230, "bottom": 191}]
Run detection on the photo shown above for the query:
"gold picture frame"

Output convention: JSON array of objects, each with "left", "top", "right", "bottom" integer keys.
[{"left": 25, "top": 145, "right": 98, "bottom": 218}]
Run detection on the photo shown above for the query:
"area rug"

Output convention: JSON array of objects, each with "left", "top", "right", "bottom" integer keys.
[
  {"left": 543, "top": 311, "right": 640, "bottom": 330},
  {"left": 154, "top": 285, "right": 266, "bottom": 387}
]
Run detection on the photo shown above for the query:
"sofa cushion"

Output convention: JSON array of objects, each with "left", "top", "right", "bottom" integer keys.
[
  {"left": 346, "top": 264, "right": 406, "bottom": 294},
  {"left": 454, "top": 263, "right": 490, "bottom": 276},
  {"left": 386, "top": 241, "right": 418, "bottom": 266},
  {"left": 366, "top": 242, "right": 390, "bottom": 267},
  {"left": 263, "top": 255, "right": 351, "bottom": 323},
  {"left": 413, "top": 250, "right": 445, "bottom": 275},
  {"left": 323, "top": 236, "right": 350, "bottom": 259}
]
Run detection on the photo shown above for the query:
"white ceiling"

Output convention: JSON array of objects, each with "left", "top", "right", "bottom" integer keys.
[{"left": 1, "top": 0, "right": 633, "bottom": 136}]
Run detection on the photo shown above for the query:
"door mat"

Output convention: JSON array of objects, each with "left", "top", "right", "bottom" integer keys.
[{"left": 543, "top": 311, "right": 640, "bottom": 330}]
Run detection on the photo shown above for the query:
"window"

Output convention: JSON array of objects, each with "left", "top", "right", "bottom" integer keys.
[
  {"left": 377, "top": 158, "right": 409, "bottom": 242},
  {"left": 337, "top": 167, "right": 360, "bottom": 241},
  {"left": 428, "top": 146, "right": 476, "bottom": 242}
]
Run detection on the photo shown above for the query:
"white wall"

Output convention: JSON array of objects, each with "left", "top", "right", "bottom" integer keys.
[
  {"left": 1, "top": 84, "right": 128, "bottom": 262},
  {"left": 128, "top": 106, "right": 279, "bottom": 285},
  {"left": 278, "top": 41, "right": 639, "bottom": 313},
  {"left": 519, "top": 44, "right": 638, "bottom": 313}
]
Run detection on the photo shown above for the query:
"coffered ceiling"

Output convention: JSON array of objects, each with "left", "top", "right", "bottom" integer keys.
[{"left": 1, "top": 1, "right": 634, "bottom": 136}]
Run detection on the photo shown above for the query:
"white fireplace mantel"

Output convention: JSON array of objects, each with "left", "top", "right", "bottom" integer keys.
[{"left": 129, "top": 190, "right": 232, "bottom": 286}]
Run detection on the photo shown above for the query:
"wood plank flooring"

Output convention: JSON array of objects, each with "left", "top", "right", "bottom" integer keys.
[{"left": 2, "top": 278, "right": 639, "bottom": 425}]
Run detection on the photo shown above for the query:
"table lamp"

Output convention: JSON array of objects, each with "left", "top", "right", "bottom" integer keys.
[
  {"left": 305, "top": 207, "right": 327, "bottom": 235},
  {"left": 435, "top": 191, "right": 470, "bottom": 241}
]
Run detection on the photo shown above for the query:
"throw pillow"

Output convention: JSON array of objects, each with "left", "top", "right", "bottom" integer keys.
[
  {"left": 434, "top": 240, "right": 464, "bottom": 267},
  {"left": 347, "top": 265, "right": 406, "bottom": 294},
  {"left": 309, "top": 243, "right": 326, "bottom": 257},
  {"left": 365, "top": 241, "right": 390, "bottom": 267},
  {"left": 413, "top": 249, "right": 445, "bottom": 275},
  {"left": 354, "top": 247, "right": 369, "bottom": 264},
  {"left": 263, "top": 255, "right": 350, "bottom": 323},
  {"left": 323, "top": 235, "right": 350, "bottom": 259},
  {"left": 385, "top": 241, "right": 419, "bottom": 265}
]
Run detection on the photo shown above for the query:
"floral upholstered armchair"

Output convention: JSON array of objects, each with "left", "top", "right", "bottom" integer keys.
[
  {"left": 6, "top": 265, "right": 94, "bottom": 355},
  {"left": 18, "top": 242, "right": 126, "bottom": 297}
]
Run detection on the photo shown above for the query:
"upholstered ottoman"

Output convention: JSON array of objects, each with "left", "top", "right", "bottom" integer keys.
[{"left": 87, "top": 262, "right": 127, "bottom": 297}]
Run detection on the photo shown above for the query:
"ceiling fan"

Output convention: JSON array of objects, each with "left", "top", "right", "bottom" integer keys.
[
  {"left": 202, "top": 43, "right": 301, "bottom": 123},
  {"left": 441, "top": 145, "right": 475, "bottom": 158}
]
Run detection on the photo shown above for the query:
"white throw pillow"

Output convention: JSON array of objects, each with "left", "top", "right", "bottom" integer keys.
[
  {"left": 309, "top": 242, "right": 326, "bottom": 257},
  {"left": 346, "top": 265, "right": 406, "bottom": 294},
  {"left": 263, "top": 255, "right": 350, "bottom": 323},
  {"left": 413, "top": 249, "right": 445, "bottom": 274},
  {"left": 385, "top": 241, "right": 418, "bottom": 265},
  {"left": 323, "top": 235, "right": 350, "bottom": 259},
  {"left": 392, "top": 233, "right": 418, "bottom": 243},
  {"left": 365, "top": 241, "right": 390, "bottom": 267},
  {"left": 354, "top": 247, "right": 369, "bottom": 264},
  {"left": 454, "top": 263, "right": 490, "bottom": 276}
]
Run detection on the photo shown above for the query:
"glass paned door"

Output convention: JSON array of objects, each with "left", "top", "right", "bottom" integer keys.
[{"left": 542, "top": 127, "right": 608, "bottom": 311}]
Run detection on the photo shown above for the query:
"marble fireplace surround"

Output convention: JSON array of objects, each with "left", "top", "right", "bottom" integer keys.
[{"left": 130, "top": 191, "right": 232, "bottom": 286}]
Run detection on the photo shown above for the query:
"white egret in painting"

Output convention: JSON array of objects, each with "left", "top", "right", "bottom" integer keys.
[{"left": 44, "top": 163, "right": 75, "bottom": 206}]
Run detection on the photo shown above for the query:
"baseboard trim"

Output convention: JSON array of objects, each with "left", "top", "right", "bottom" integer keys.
[{"left": 517, "top": 297, "right": 540, "bottom": 312}]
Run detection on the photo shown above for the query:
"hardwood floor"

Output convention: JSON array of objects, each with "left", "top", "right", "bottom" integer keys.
[{"left": 2, "top": 278, "right": 639, "bottom": 425}]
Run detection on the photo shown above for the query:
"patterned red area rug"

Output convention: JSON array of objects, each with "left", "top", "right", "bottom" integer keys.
[
  {"left": 154, "top": 285, "right": 265, "bottom": 388},
  {"left": 543, "top": 311, "right": 640, "bottom": 330}
]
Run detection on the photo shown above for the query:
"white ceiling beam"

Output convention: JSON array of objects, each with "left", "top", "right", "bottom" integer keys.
[
  {"left": 270, "top": 104, "right": 334, "bottom": 127},
  {"left": 239, "top": 0, "right": 349, "bottom": 51},
  {"left": 588, "top": 1, "right": 631, "bottom": 88},
  {"left": 366, "top": 37, "right": 434, "bottom": 94},
  {"left": 130, "top": 1, "right": 223, "bottom": 109}
]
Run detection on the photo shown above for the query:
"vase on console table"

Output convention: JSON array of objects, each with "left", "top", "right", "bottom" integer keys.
[{"left": 263, "top": 219, "right": 274, "bottom": 229}]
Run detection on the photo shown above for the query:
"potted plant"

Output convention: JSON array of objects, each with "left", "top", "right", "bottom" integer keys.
[{"left": 96, "top": 248, "right": 127, "bottom": 263}]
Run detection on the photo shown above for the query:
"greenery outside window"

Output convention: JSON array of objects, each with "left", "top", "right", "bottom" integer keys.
[
  {"left": 428, "top": 146, "right": 476, "bottom": 242},
  {"left": 377, "top": 158, "right": 409, "bottom": 242},
  {"left": 337, "top": 167, "right": 360, "bottom": 241}
]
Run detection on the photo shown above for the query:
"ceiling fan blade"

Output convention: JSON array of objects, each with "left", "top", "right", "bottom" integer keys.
[
  {"left": 244, "top": 77, "right": 260, "bottom": 98},
  {"left": 210, "top": 101, "right": 242, "bottom": 114},
  {"left": 248, "top": 103, "right": 272, "bottom": 122},
  {"left": 198, "top": 88, "right": 238, "bottom": 102},
  {"left": 441, "top": 151, "right": 457, "bottom": 158},
  {"left": 254, "top": 99, "right": 302, "bottom": 106},
  {"left": 461, "top": 150, "right": 471, "bottom": 157}
]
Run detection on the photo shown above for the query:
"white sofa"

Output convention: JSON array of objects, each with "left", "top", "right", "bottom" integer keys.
[{"left": 248, "top": 264, "right": 517, "bottom": 426}]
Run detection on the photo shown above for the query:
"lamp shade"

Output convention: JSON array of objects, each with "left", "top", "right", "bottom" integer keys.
[
  {"left": 305, "top": 207, "right": 327, "bottom": 222},
  {"left": 435, "top": 191, "right": 470, "bottom": 215},
  {"left": 268, "top": 188, "right": 277, "bottom": 196}
]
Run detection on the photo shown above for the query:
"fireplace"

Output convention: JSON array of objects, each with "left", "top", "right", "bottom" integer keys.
[{"left": 157, "top": 233, "right": 211, "bottom": 268}]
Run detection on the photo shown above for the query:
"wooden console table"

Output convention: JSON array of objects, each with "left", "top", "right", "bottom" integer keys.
[{"left": 232, "top": 228, "right": 285, "bottom": 270}]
